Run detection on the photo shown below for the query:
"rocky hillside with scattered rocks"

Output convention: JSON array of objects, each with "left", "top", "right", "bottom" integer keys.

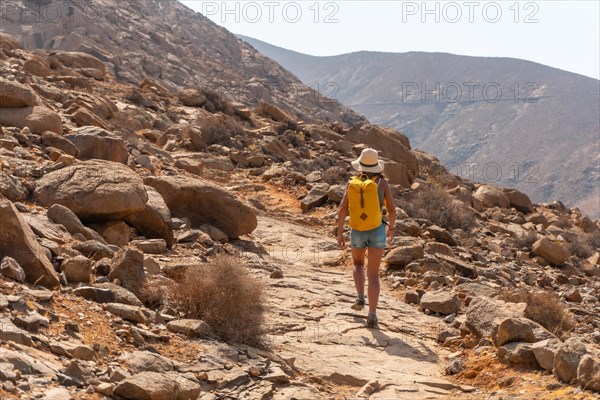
[
  {"left": 240, "top": 35, "right": 600, "bottom": 219},
  {"left": 0, "top": 0, "right": 364, "bottom": 126},
  {"left": 0, "top": 26, "right": 600, "bottom": 400}
]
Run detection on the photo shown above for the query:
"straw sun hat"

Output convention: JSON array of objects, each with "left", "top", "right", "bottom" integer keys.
[{"left": 351, "top": 148, "right": 384, "bottom": 173}]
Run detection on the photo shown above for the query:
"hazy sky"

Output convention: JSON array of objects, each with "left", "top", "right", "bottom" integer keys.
[{"left": 181, "top": 0, "right": 600, "bottom": 79}]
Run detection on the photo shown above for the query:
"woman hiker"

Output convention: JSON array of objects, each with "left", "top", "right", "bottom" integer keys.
[{"left": 337, "top": 148, "right": 396, "bottom": 328}]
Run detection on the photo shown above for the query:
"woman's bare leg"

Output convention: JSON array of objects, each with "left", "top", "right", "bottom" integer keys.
[
  {"left": 351, "top": 247, "right": 367, "bottom": 297},
  {"left": 366, "top": 247, "right": 384, "bottom": 313}
]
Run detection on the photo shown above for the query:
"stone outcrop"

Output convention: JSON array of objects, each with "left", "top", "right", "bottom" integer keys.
[
  {"left": 144, "top": 175, "right": 257, "bottom": 239},
  {"left": 33, "top": 160, "right": 148, "bottom": 221},
  {"left": 0, "top": 200, "right": 60, "bottom": 287}
]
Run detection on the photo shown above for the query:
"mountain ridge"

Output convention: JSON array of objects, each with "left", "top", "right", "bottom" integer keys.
[
  {"left": 239, "top": 35, "right": 600, "bottom": 218},
  {"left": 0, "top": 0, "right": 364, "bottom": 126},
  {"left": 238, "top": 35, "right": 597, "bottom": 79}
]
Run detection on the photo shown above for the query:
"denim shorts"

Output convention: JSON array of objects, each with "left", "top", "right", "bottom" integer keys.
[{"left": 350, "top": 223, "right": 386, "bottom": 249}]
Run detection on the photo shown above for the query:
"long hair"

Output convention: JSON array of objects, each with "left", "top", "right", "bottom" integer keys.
[{"left": 356, "top": 171, "right": 385, "bottom": 180}]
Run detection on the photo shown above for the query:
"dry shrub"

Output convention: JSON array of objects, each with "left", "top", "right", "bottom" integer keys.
[
  {"left": 501, "top": 289, "right": 575, "bottom": 337},
  {"left": 167, "top": 255, "right": 265, "bottom": 346},
  {"left": 400, "top": 186, "right": 475, "bottom": 231},
  {"left": 566, "top": 232, "right": 600, "bottom": 259}
]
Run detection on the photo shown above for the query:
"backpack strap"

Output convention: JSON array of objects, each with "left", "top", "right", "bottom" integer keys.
[{"left": 377, "top": 177, "right": 385, "bottom": 208}]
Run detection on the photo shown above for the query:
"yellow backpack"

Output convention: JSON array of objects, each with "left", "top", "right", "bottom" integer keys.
[{"left": 348, "top": 174, "right": 382, "bottom": 231}]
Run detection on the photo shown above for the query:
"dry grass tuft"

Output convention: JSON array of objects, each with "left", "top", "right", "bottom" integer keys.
[
  {"left": 501, "top": 289, "right": 575, "bottom": 337},
  {"left": 566, "top": 232, "right": 600, "bottom": 259},
  {"left": 400, "top": 185, "right": 475, "bottom": 231},
  {"left": 167, "top": 255, "right": 265, "bottom": 346}
]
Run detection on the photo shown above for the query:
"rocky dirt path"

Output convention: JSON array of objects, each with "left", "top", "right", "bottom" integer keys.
[{"left": 251, "top": 215, "right": 476, "bottom": 399}]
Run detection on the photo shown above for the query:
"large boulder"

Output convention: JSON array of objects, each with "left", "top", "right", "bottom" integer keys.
[
  {"left": 113, "top": 371, "right": 201, "bottom": 400},
  {"left": 0, "top": 172, "right": 27, "bottom": 202},
  {"left": 256, "top": 101, "right": 297, "bottom": 124},
  {"left": 72, "top": 240, "right": 115, "bottom": 261},
  {"left": 419, "top": 291, "right": 460, "bottom": 315},
  {"left": 0, "top": 106, "right": 62, "bottom": 134},
  {"left": 0, "top": 33, "right": 21, "bottom": 51},
  {"left": 89, "top": 220, "right": 130, "bottom": 247},
  {"left": 125, "top": 186, "right": 174, "bottom": 248},
  {"left": 503, "top": 188, "right": 534, "bottom": 213},
  {"left": 23, "top": 56, "right": 52, "bottom": 77},
  {"left": 47, "top": 204, "right": 107, "bottom": 243},
  {"left": 436, "top": 254, "right": 477, "bottom": 278},
  {"left": 104, "top": 303, "right": 147, "bottom": 323},
  {"left": 73, "top": 286, "right": 116, "bottom": 304},
  {"left": 301, "top": 124, "right": 343, "bottom": 142},
  {"left": 346, "top": 124, "right": 418, "bottom": 180},
  {"left": 465, "top": 296, "right": 526, "bottom": 339},
  {"left": 0, "top": 79, "right": 39, "bottom": 107},
  {"left": 490, "top": 317, "right": 554, "bottom": 347},
  {"left": 577, "top": 355, "right": 600, "bottom": 392},
  {"left": 473, "top": 185, "right": 510, "bottom": 209},
  {"left": 0, "top": 256, "right": 26, "bottom": 282},
  {"left": 123, "top": 351, "right": 176, "bottom": 374},
  {"left": 60, "top": 255, "right": 92, "bottom": 283},
  {"left": 300, "top": 183, "right": 329, "bottom": 211},
  {"left": 498, "top": 342, "right": 538, "bottom": 366},
  {"left": 532, "top": 338, "right": 563, "bottom": 371},
  {"left": 108, "top": 248, "right": 146, "bottom": 297},
  {"left": 262, "top": 138, "right": 293, "bottom": 162},
  {"left": 144, "top": 175, "right": 257, "bottom": 239},
  {"left": 406, "top": 255, "right": 455, "bottom": 275},
  {"left": 554, "top": 338, "right": 588, "bottom": 384},
  {"left": 33, "top": 160, "right": 148, "bottom": 221},
  {"left": 427, "top": 225, "right": 457, "bottom": 246},
  {"left": 383, "top": 161, "right": 413, "bottom": 187},
  {"left": 96, "top": 282, "right": 143, "bottom": 306},
  {"left": 22, "top": 213, "right": 73, "bottom": 245},
  {"left": 40, "top": 131, "right": 80, "bottom": 157},
  {"left": 178, "top": 88, "right": 207, "bottom": 107},
  {"left": 532, "top": 237, "right": 570, "bottom": 266},
  {"left": 166, "top": 319, "right": 212, "bottom": 337},
  {"left": 70, "top": 107, "right": 110, "bottom": 129},
  {"left": 65, "top": 126, "right": 128, "bottom": 164},
  {"left": 52, "top": 51, "right": 106, "bottom": 80},
  {"left": 0, "top": 200, "right": 60, "bottom": 288},
  {"left": 385, "top": 243, "right": 424, "bottom": 268}
]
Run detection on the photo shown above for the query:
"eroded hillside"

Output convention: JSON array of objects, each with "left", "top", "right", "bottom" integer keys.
[
  {"left": 0, "top": 30, "right": 599, "bottom": 400},
  {"left": 0, "top": 0, "right": 364, "bottom": 126},
  {"left": 240, "top": 35, "right": 600, "bottom": 219}
]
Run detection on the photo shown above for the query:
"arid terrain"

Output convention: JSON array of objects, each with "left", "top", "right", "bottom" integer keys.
[
  {"left": 0, "top": 1, "right": 599, "bottom": 399},
  {"left": 241, "top": 35, "right": 600, "bottom": 219}
]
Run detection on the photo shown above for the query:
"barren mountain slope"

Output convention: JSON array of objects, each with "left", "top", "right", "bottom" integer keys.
[
  {"left": 0, "top": 11, "right": 599, "bottom": 400},
  {"left": 240, "top": 36, "right": 600, "bottom": 218},
  {"left": 0, "top": 0, "right": 364, "bottom": 125}
]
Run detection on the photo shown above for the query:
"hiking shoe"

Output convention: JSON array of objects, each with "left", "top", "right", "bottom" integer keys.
[
  {"left": 351, "top": 299, "right": 365, "bottom": 310},
  {"left": 366, "top": 314, "right": 378, "bottom": 328}
]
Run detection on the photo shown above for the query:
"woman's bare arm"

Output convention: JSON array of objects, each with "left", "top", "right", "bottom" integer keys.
[
  {"left": 337, "top": 189, "right": 349, "bottom": 248},
  {"left": 383, "top": 180, "right": 396, "bottom": 233}
]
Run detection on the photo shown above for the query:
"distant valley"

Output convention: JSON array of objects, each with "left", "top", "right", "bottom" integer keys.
[{"left": 240, "top": 35, "right": 600, "bottom": 218}]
